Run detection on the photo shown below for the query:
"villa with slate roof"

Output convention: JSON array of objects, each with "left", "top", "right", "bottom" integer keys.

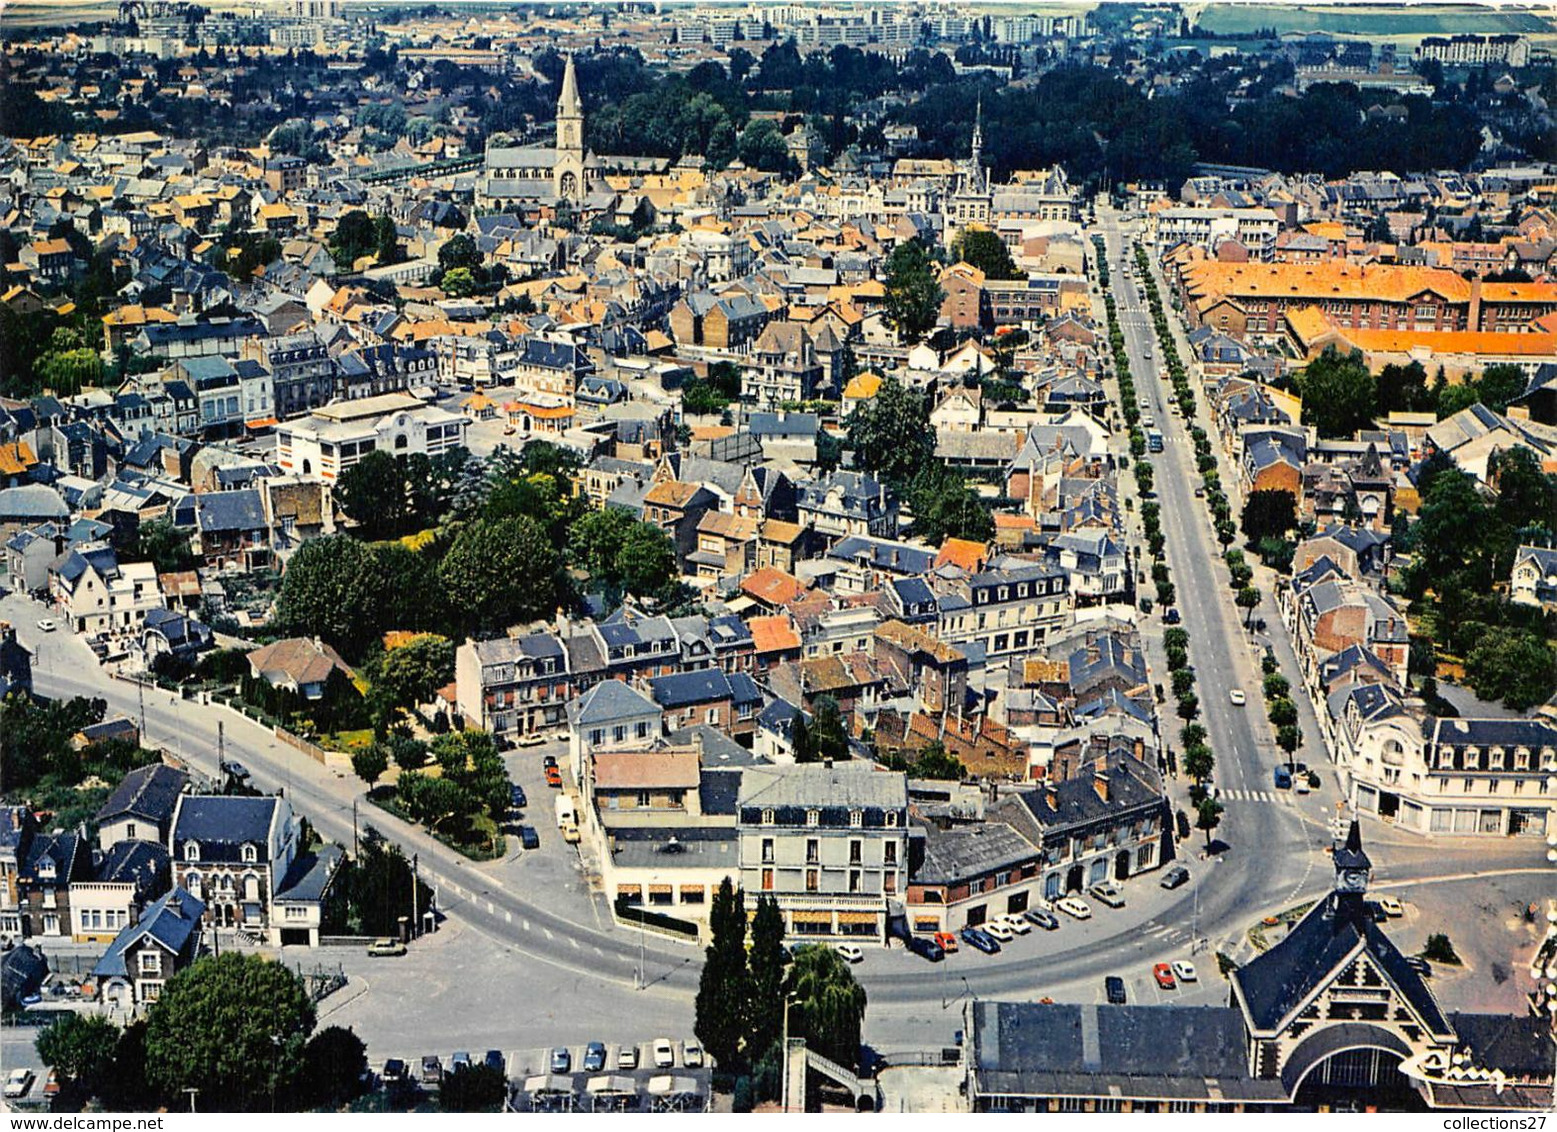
[{"left": 93, "top": 886, "right": 205, "bottom": 1012}]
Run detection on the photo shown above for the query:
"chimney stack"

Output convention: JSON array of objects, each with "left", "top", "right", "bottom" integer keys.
[
  {"left": 1045, "top": 779, "right": 1059, "bottom": 809},
  {"left": 1093, "top": 759, "right": 1110, "bottom": 803}
]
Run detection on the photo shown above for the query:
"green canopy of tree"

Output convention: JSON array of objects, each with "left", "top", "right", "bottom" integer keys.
[
  {"left": 908, "top": 466, "right": 993, "bottom": 544},
  {"left": 300, "top": 1025, "right": 369, "bottom": 1110},
  {"left": 127, "top": 516, "right": 197, "bottom": 574},
  {"left": 144, "top": 953, "right": 316, "bottom": 1112},
  {"left": 1194, "top": 795, "right": 1224, "bottom": 848},
  {"left": 1465, "top": 626, "right": 1557, "bottom": 711},
  {"left": 1240, "top": 488, "right": 1296, "bottom": 546},
  {"left": 370, "top": 634, "right": 455, "bottom": 716},
  {"left": 787, "top": 944, "right": 868, "bottom": 1072},
  {"left": 746, "top": 895, "right": 788, "bottom": 1064},
  {"left": 321, "top": 826, "right": 433, "bottom": 938},
  {"left": 882, "top": 240, "right": 944, "bottom": 344},
  {"left": 36, "top": 1013, "right": 120, "bottom": 1097},
  {"left": 276, "top": 535, "right": 390, "bottom": 660},
  {"left": 694, "top": 877, "right": 751, "bottom": 1071},
  {"left": 1299, "top": 347, "right": 1376, "bottom": 439},
  {"left": 793, "top": 697, "right": 849, "bottom": 763},
  {"left": 845, "top": 375, "right": 934, "bottom": 489},
  {"left": 951, "top": 227, "right": 1023, "bottom": 280},
  {"left": 438, "top": 515, "right": 559, "bottom": 634},
  {"left": 440, "top": 1063, "right": 508, "bottom": 1111}
]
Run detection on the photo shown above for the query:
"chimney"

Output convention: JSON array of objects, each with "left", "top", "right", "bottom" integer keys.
[
  {"left": 1093, "top": 760, "right": 1110, "bottom": 803},
  {"left": 1468, "top": 275, "right": 1483, "bottom": 332},
  {"left": 1045, "top": 779, "right": 1059, "bottom": 810}
]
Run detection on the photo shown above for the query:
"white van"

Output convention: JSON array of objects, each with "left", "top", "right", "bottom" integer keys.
[{"left": 555, "top": 795, "right": 576, "bottom": 828}]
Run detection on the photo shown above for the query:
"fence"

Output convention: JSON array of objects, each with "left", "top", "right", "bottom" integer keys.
[
  {"left": 611, "top": 898, "right": 700, "bottom": 943},
  {"left": 274, "top": 724, "right": 329, "bottom": 765}
]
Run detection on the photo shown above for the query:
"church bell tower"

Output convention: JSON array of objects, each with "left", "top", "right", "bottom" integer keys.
[{"left": 554, "top": 54, "right": 585, "bottom": 206}]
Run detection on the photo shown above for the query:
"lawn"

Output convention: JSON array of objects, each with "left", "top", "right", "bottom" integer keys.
[{"left": 368, "top": 790, "right": 507, "bottom": 862}]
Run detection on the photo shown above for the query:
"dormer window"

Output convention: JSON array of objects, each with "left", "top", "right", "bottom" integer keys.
[
  {"left": 184, "top": 842, "right": 199, "bottom": 862},
  {"left": 806, "top": 809, "right": 819, "bottom": 828},
  {"left": 849, "top": 810, "right": 862, "bottom": 828},
  {"left": 885, "top": 811, "right": 899, "bottom": 828},
  {"left": 241, "top": 844, "right": 258, "bottom": 864},
  {"left": 761, "top": 809, "right": 774, "bottom": 825}
]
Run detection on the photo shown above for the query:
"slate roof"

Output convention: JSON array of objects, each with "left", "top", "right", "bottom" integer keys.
[
  {"left": 274, "top": 845, "right": 342, "bottom": 903},
  {"left": 1005, "top": 753, "right": 1163, "bottom": 834},
  {"left": 195, "top": 487, "right": 265, "bottom": 532},
  {"left": 647, "top": 669, "right": 734, "bottom": 709},
  {"left": 738, "top": 761, "right": 907, "bottom": 811},
  {"left": 569, "top": 679, "right": 659, "bottom": 726},
  {"left": 170, "top": 795, "right": 281, "bottom": 858},
  {"left": 1232, "top": 886, "right": 1452, "bottom": 1037},
  {"left": 96, "top": 839, "right": 171, "bottom": 894},
  {"left": 93, "top": 886, "right": 205, "bottom": 979},
  {"left": 915, "top": 820, "right": 1038, "bottom": 885}
]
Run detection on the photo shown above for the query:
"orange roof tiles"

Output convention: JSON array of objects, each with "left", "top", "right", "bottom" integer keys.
[
  {"left": 934, "top": 538, "right": 989, "bottom": 573},
  {"left": 749, "top": 615, "right": 802, "bottom": 655},
  {"left": 741, "top": 566, "right": 807, "bottom": 607}
]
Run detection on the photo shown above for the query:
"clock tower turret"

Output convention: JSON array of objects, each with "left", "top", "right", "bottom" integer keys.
[{"left": 1331, "top": 818, "right": 1372, "bottom": 896}]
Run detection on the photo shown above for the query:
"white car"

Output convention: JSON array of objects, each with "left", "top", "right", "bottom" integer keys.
[
  {"left": 4, "top": 1068, "right": 33, "bottom": 1099},
  {"left": 835, "top": 944, "right": 864, "bottom": 964},
  {"left": 35, "top": 619, "right": 57, "bottom": 633},
  {"left": 1377, "top": 896, "right": 1404, "bottom": 918},
  {"left": 681, "top": 1041, "right": 705, "bottom": 1068},
  {"left": 983, "top": 920, "right": 1014, "bottom": 942},
  {"left": 1228, "top": 688, "right": 1246, "bottom": 706},
  {"left": 1057, "top": 897, "right": 1093, "bottom": 920},
  {"left": 1002, "top": 914, "right": 1031, "bottom": 935},
  {"left": 1172, "top": 960, "right": 1199, "bottom": 983},
  {"left": 1089, "top": 882, "right": 1126, "bottom": 909},
  {"left": 617, "top": 1044, "right": 639, "bottom": 1070},
  {"left": 652, "top": 1038, "right": 675, "bottom": 1069}
]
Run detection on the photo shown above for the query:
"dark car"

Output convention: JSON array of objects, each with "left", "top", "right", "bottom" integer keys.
[
  {"left": 1105, "top": 976, "right": 1127, "bottom": 1005},
  {"left": 582, "top": 1042, "right": 607, "bottom": 1072},
  {"left": 1023, "top": 909, "right": 1061, "bottom": 930},
  {"left": 1164, "top": 608, "right": 1181, "bottom": 625},
  {"left": 905, "top": 935, "right": 945, "bottom": 962},
  {"left": 1159, "top": 865, "right": 1190, "bottom": 890},
  {"left": 542, "top": 754, "right": 558, "bottom": 770},
  {"left": 382, "top": 1058, "right": 408, "bottom": 1083},
  {"left": 483, "top": 1050, "right": 506, "bottom": 1075},
  {"left": 960, "top": 926, "right": 1001, "bottom": 954},
  {"left": 509, "top": 783, "right": 527, "bottom": 809},
  {"left": 519, "top": 825, "right": 540, "bottom": 850},
  {"left": 420, "top": 1055, "right": 443, "bottom": 1085}
]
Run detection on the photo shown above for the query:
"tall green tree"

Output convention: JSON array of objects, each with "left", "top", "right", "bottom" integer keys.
[
  {"left": 694, "top": 878, "right": 752, "bottom": 1071},
  {"left": 616, "top": 522, "right": 679, "bottom": 597},
  {"left": 951, "top": 227, "right": 1022, "bottom": 280},
  {"left": 882, "top": 240, "right": 944, "bottom": 343},
  {"left": 127, "top": 516, "right": 197, "bottom": 574},
  {"left": 439, "top": 1064, "right": 507, "bottom": 1112},
  {"left": 1465, "top": 626, "right": 1557, "bottom": 711},
  {"left": 1299, "top": 347, "right": 1376, "bottom": 439},
  {"left": 371, "top": 634, "right": 455, "bottom": 715},
  {"left": 438, "top": 515, "right": 559, "bottom": 633},
  {"left": 333, "top": 449, "right": 412, "bottom": 541},
  {"left": 1195, "top": 795, "right": 1224, "bottom": 848},
  {"left": 276, "top": 535, "right": 389, "bottom": 660},
  {"left": 300, "top": 1025, "right": 369, "bottom": 1110},
  {"left": 36, "top": 1014, "right": 120, "bottom": 1097},
  {"left": 1240, "top": 489, "right": 1297, "bottom": 545},
  {"left": 845, "top": 375, "right": 934, "bottom": 488},
  {"left": 144, "top": 953, "right": 316, "bottom": 1112},
  {"left": 787, "top": 945, "right": 867, "bottom": 1072},
  {"left": 1477, "top": 363, "right": 1528, "bottom": 415},
  {"left": 908, "top": 466, "right": 994, "bottom": 544},
  {"left": 746, "top": 895, "right": 788, "bottom": 1062}
]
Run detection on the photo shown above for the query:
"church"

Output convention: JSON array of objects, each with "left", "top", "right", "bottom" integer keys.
[
  {"left": 962, "top": 822, "right": 1554, "bottom": 1113},
  {"left": 478, "top": 55, "right": 667, "bottom": 213}
]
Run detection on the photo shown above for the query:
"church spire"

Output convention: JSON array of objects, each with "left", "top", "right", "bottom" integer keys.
[{"left": 558, "top": 53, "right": 582, "bottom": 118}]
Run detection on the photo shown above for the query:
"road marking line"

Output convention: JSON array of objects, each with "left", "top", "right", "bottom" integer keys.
[
  {"left": 506, "top": 911, "right": 512, "bottom": 923},
  {"left": 569, "top": 937, "right": 579, "bottom": 950},
  {"left": 544, "top": 927, "right": 554, "bottom": 940},
  {"left": 487, "top": 900, "right": 495, "bottom": 914},
  {"left": 524, "top": 919, "right": 531, "bottom": 931}
]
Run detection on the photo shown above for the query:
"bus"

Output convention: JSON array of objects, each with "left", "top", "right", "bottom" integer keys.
[{"left": 1147, "top": 430, "right": 1165, "bottom": 453}]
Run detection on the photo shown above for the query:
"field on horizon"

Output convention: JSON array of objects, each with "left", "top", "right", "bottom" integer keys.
[{"left": 1195, "top": 3, "right": 1556, "bottom": 37}]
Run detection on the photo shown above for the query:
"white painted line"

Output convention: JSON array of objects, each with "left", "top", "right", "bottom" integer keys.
[
  {"left": 524, "top": 919, "right": 532, "bottom": 931},
  {"left": 487, "top": 900, "right": 495, "bottom": 914},
  {"left": 506, "top": 911, "right": 512, "bottom": 923},
  {"left": 544, "top": 927, "right": 554, "bottom": 941}
]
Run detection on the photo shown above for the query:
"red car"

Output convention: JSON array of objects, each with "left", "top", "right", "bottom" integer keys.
[
  {"left": 545, "top": 765, "right": 562, "bottom": 788},
  {"left": 1153, "top": 963, "right": 1177, "bottom": 990}
]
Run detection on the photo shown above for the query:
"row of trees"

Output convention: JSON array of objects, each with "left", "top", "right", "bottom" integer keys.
[{"left": 1298, "top": 347, "right": 1532, "bottom": 439}]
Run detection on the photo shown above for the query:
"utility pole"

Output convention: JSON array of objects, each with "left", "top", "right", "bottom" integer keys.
[
  {"left": 411, "top": 852, "right": 419, "bottom": 939},
  {"left": 352, "top": 798, "right": 358, "bottom": 856},
  {"left": 138, "top": 676, "right": 146, "bottom": 740},
  {"left": 218, "top": 720, "right": 225, "bottom": 779},
  {"left": 183, "top": 1087, "right": 198, "bottom": 1113}
]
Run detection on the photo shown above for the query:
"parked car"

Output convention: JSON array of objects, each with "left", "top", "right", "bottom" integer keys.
[
  {"left": 1152, "top": 963, "right": 1177, "bottom": 990},
  {"left": 516, "top": 733, "right": 547, "bottom": 748},
  {"left": 4, "top": 1068, "right": 34, "bottom": 1098},
  {"left": 618, "top": 1045, "right": 639, "bottom": 1070},
  {"left": 1295, "top": 775, "right": 1312, "bottom": 795},
  {"left": 1164, "top": 608, "right": 1181, "bottom": 625},
  {"left": 960, "top": 926, "right": 1001, "bottom": 954},
  {"left": 560, "top": 821, "right": 581, "bottom": 844},
  {"left": 835, "top": 944, "right": 864, "bottom": 963},
  {"left": 1159, "top": 865, "right": 1190, "bottom": 890},
  {"left": 41, "top": 1069, "right": 59, "bottom": 1097},
  {"left": 652, "top": 1039, "right": 675, "bottom": 1068},
  {"left": 549, "top": 1047, "right": 572, "bottom": 1074},
  {"left": 35, "top": 619, "right": 56, "bottom": 633},
  {"left": 582, "top": 1043, "right": 607, "bottom": 1072},
  {"left": 1104, "top": 976, "right": 1127, "bottom": 1005},
  {"left": 1377, "top": 896, "right": 1404, "bottom": 918},
  {"left": 682, "top": 1042, "right": 704, "bottom": 1069},
  {"left": 382, "top": 1058, "right": 408, "bottom": 1083},
  {"left": 995, "top": 913, "right": 1029, "bottom": 935},
  {"left": 983, "top": 920, "right": 1014, "bottom": 942},
  {"left": 483, "top": 1050, "right": 506, "bottom": 1075},
  {"left": 519, "top": 825, "right": 540, "bottom": 850},
  {"left": 509, "top": 783, "right": 527, "bottom": 809},
  {"left": 1272, "top": 765, "right": 1293, "bottom": 790},
  {"left": 1172, "top": 961, "right": 1198, "bottom": 983},
  {"left": 1023, "top": 909, "right": 1060, "bottom": 931},
  {"left": 906, "top": 935, "right": 945, "bottom": 962},
  {"left": 1057, "top": 897, "right": 1093, "bottom": 920},
  {"left": 367, "top": 937, "right": 406, "bottom": 957},
  {"left": 450, "top": 1052, "right": 471, "bottom": 1071},
  {"left": 542, "top": 754, "right": 558, "bottom": 769},
  {"left": 420, "top": 1056, "right": 443, "bottom": 1086},
  {"left": 1090, "top": 882, "right": 1125, "bottom": 909},
  {"left": 934, "top": 930, "right": 959, "bottom": 954},
  {"left": 545, "top": 765, "right": 563, "bottom": 788},
  {"left": 1228, "top": 688, "right": 1246, "bottom": 706}
]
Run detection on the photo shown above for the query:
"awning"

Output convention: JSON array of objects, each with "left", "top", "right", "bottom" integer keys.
[
  {"left": 837, "top": 911, "right": 878, "bottom": 925},
  {"left": 790, "top": 910, "right": 831, "bottom": 925},
  {"left": 245, "top": 417, "right": 279, "bottom": 430},
  {"left": 524, "top": 1074, "right": 574, "bottom": 1095},
  {"left": 617, "top": 885, "right": 641, "bottom": 899},
  {"left": 648, "top": 884, "right": 672, "bottom": 895},
  {"left": 679, "top": 886, "right": 704, "bottom": 897},
  {"left": 586, "top": 1075, "right": 636, "bottom": 1095}
]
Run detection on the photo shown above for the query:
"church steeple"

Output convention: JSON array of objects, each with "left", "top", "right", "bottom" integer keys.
[
  {"left": 1332, "top": 819, "right": 1372, "bottom": 896},
  {"left": 554, "top": 54, "right": 585, "bottom": 205},
  {"left": 971, "top": 97, "right": 984, "bottom": 177}
]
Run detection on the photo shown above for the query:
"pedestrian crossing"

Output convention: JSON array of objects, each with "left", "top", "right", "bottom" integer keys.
[{"left": 1217, "top": 788, "right": 1295, "bottom": 805}]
